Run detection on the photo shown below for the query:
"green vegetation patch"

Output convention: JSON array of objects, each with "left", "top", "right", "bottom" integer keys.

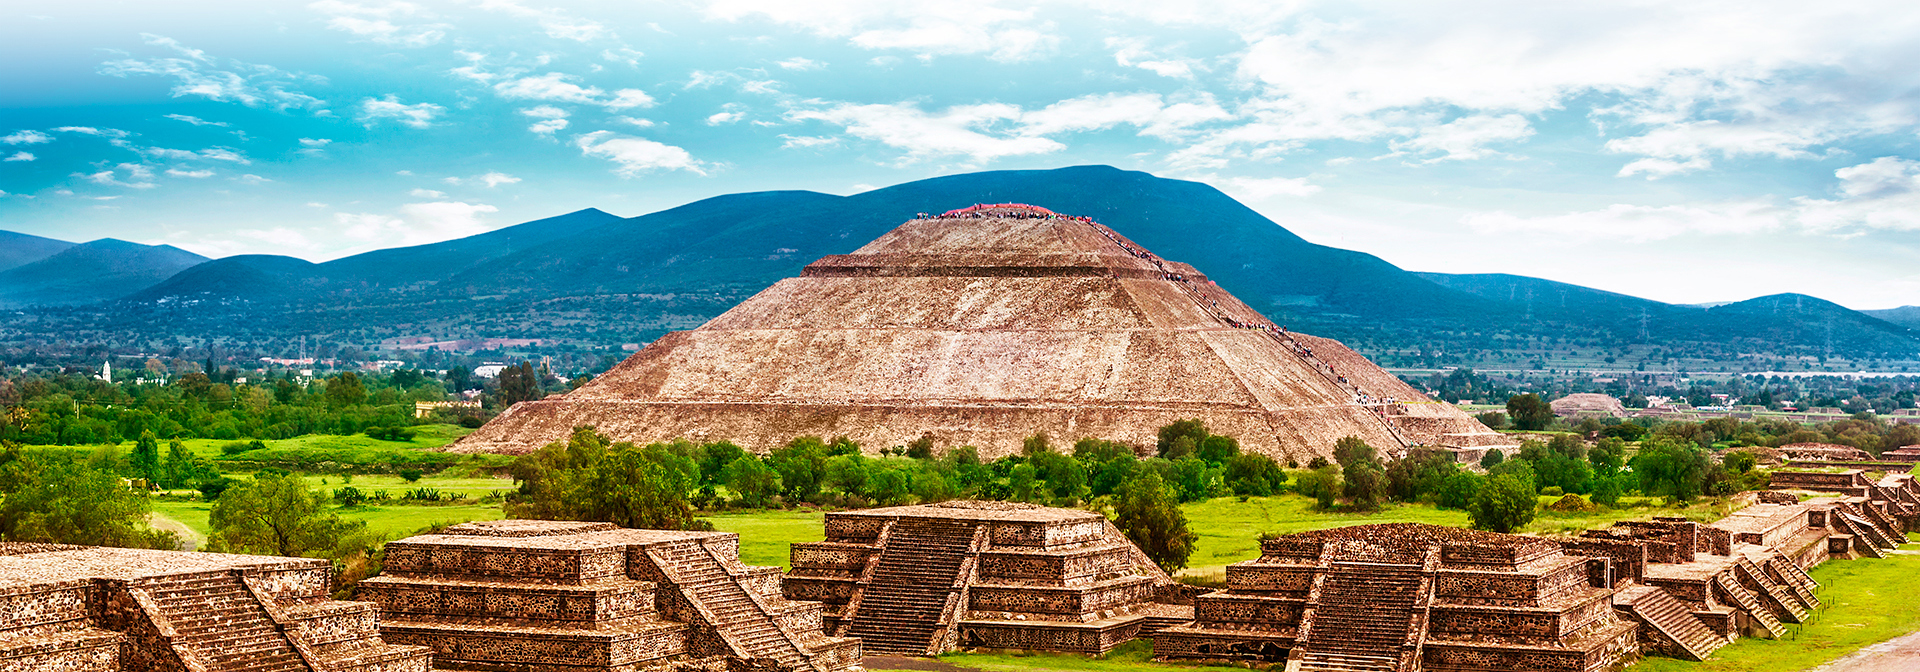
[{"left": 702, "top": 509, "right": 826, "bottom": 569}]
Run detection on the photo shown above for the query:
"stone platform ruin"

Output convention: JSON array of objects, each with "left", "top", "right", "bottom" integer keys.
[
  {"left": 359, "top": 520, "right": 860, "bottom": 672},
  {"left": 780, "top": 501, "right": 1189, "bottom": 656},
  {"left": 1152, "top": 523, "right": 1636, "bottom": 672},
  {"left": 0, "top": 542, "right": 429, "bottom": 672},
  {"left": 450, "top": 204, "right": 1505, "bottom": 462}
]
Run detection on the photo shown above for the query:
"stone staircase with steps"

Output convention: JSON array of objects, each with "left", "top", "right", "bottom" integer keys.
[
  {"left": 646, "top": 542, "right": 834, "bottom": 672},
  {"left": 1832, "top": 516, "right": 1889, "bottom": 558},
  {"left": 1297, "top": 563, "right": 1424, "bottom": 672},
  {"left": 844, "top": 518, "right": 982, "bottom": 655},
  {"left": 1763, "top": 554, "right": 1820, "bottom": 610},
  {"left": 1732, "top": 558, "right": 1808, "bottom": 624},
  {"left": 137, "top": 571, "right": 312, "bottom": 672},
  {"left": 1712, "top": 575, "right": 1784, "bottom": 639},
  {"left": 1614, "top": 584, "right": 1728, "bottom": 661}
]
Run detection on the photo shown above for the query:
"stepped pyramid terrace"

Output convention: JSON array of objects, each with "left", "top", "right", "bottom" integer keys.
[
  {"left": 780, "top": 501, "right": 1190, "bottom": 655},
  {"left": 0, "top": 542, "right": 429, "bottom": 672},
  {"left": 1153, "top": 523, "right": 1637, "bottom": 672},
  {"left": 358, "top": 520, "right": 860, "bottom": 672},
  {"left": 451, "top": 204, "right": 1506, "bottom": 462}
]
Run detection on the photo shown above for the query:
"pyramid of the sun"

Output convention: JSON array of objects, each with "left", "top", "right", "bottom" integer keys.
[{"left": 451, "top": 204, "right": 1504, "bottom": 460}]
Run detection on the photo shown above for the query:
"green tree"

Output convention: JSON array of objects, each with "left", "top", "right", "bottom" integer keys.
[
  {"left": 1589, "top": 438, "right": 1627, "bottom": 476},
  {"left": 1332, "top": 436, "right": 1377, "bottom": 467},
  {"left": 1166, "top": 456, "right": 1217, "bottom": 502},
  {"left": 1009, "top": 463, "right": 1040, "bottom": 502},
  {"left": 1157, "top": 419, "right": 1208, "bottom": 459},
  {"left": 905, "top": 435, "right": 936, "bottom": 460},
  {"left": 1722, "top": 450, "right": 1757, "bottom": 474},
  {"left": 1295, "top": 464, "right": 1342, "bottom": 510},
  {"left": 1631, "top": 439, "right": 1711, "bottom": 502},
  {"left": 1197, "top": 435, "right": 1240, "bottom": 466},
  {"left": 209, "top": 471, "right": 367, "bottom": 558},
  {"left": 129, "top": 430, "right": 161, "bottom": 483},
  {"left": 505, "top": 426, "right": 709, "bottom": 530},
  {"left": 1112, "top": 469, "right": 1197, "bottom": 573},
  {"left": 1030, "top": 450, "right": 1088, "bottom": 504},
  {"left": 1090, "top": 454, "right": 1139, "bottom": 497},
  {"left": 1436, "top": 472, "right": 1485, "bottom": 510},
  {"left": 497, "top": 362, "right": 541, "bottom": 406},
  {"left": 0, "top": 450, "right": 178, "bottom": 549},
  {"left": 324, "top": 372, "right": 367, "bottom": 408},
  {"left": 1469, "top": 473, "right": 1537, "bottom": 533},
  {"left": 697, "top": 441, "right": 750, "bottom": 486},
  {"left": 1505, "top": 394, "right": 1555, "bottom": 431},
  {"left": 1480, "top": 448, "right": 1506, "bottom": 469},
  {"left": 1021, "top": 432, "right": 1054, "bottom": 457},
  {"left": 768, "top": 437, "right": 831, "bottom": 502},
  {"left": 159, "top": 439, "right": 202, "bottom": 489},
  {"left": 1343, "top": 459, "right": 1389, "bottom": 511},
  {"left": 1475, "top": 411, "right": 1508, "bottom": 430},
  {"left": 1223, "top": 452, "right": 1287, "bottom": 496},
  {"left": 723, "top": 456, "right": 781, "bottom": 508},
  {"left": 1385, "top": 448, "right": 1459, "bottom": 503}
]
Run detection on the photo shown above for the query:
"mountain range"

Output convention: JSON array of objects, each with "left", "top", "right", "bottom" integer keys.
[{"left": 3, "top": 165, "right": 1914, "bottom": 360}]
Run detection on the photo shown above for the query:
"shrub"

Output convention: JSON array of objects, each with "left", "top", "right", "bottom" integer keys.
[
  {"left": 1540, "top": 486, "right": 1564, "bottom": 496},
  {"left": 1470, "top": 473, "right": 1538, "bottom": 533},
  {"left": 398, "top": 468, "right": 424, "bottom": 483},
  {"left": 458, "top": 416, "right": 485, "bottom": 428},
  {"left": 334, "top": 486, "right": 368, "bottom": 507}
]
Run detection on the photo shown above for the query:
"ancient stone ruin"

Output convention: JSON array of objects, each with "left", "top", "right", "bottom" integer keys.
[
  {"left": 0, "top": 542, "right": 428, "bottom": 672},
  {"left": 360, "top": 520, "right": 860, "bottom": 672},
  {"left": 1154, "top": 523, "right": 1636, "bottom": 672},
  {"left": 781, "top": 501, "right": 1189, "bottom": 656},
  {"left": 451, "top": 204, "right": 1505, "bottom": 462}
]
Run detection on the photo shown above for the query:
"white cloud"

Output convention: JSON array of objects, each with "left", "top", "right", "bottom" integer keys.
[
  {"left": 1226, "top": 176, "right": 1321, "bottom": 199},
  {"left": 163, "top": 114, "right": 228, "bottom": 127},
  {"left": 53, "top": 127, "right": 130, "bottom": 139},
  {"left": 4, "top": 152, "right": 34, "bottom": 162},
  {"left": 530, "top": 119, "right": 569, "bottom": 135},
  {"left": 519, "top": 105, "right": 569, "bottom": 119},
  {"left": 166, "top": 168, "right": 215, "bottom": 177},
  {"left": 615, "top": 116, "right": 656, "bottom": 127},
  {"left": 1105, "top": 37, "right": 1198, "bottom": 79},
  {"left": 493, "top": 72, "right": 604, "bottom": 104},
  {"left": 479, "top": 172, "right": 521, "bottom": 187},
  {"left": 98, "top": 34, "right": 324, "bottom": 111},
  {"left": 338, "top": 201, "right": 500, "bottom": 245},
  {"left": 573, "top": 131, "right": 706, "bottom": 176},
  {"left": 1616, "top": 157, "right": 1712, "bottom": 179},
  {"left": 358, "top": 95, "right": 445, "bottom": 128},
  {"left": 1794, "top": 157, "right": 1920, "bottom": 232},
  {"left": 703, "top": 0, "right": 1059, "bottom": 62},
  {"left": 476, "top": 0, "right": 612, "bottom": 41},
  {"left": 1464, "top": 201, "right": 1784, "bottom": 242},
  {"left": 603, "top": 48, "right": 644, "bottom": 66},
  {"left": 707, "top": 110, "right": 746, "bottom": 125},
  {"left": 74, "top": 168, "right": 156, "bottom": 189},
  {"left": 236, "top": 174, "right": 272, "bottom": 184},
  {"left": 788, "top": 102, "right": 1061, "bottom": 164},
  {"left": 780, "top": 135, "right": 838, "bottom": 148},
  {"left": 308, "top": 0, "right": 446, "bottom": 47},
  {"left": 776, "top": 57, "right": 824, "bottom": 71},
  {"left": 1387, "top": 114, "right": 1535, "bottom": 162},
  {"left": 410, "top": 188, "right": 447, "bottom": 198},
  {"left": 3, "top": 130, "right": 54, "bottom": 144},
  {"left": 605, "top": 89, "right": 656, "bottom": 109},
  {"left": 137, "top": 146, "right": 251, "bottom": 164},
  {"left": 1019, "top": 92, "right": 1231, "bottom": 140},
  {"left": 297, "top": 138, "right": 332, "bottom": 156}
]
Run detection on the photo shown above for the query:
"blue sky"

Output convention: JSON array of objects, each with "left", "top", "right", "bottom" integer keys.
[{"left": 3, "top": 0, "right": 1919, "bottom": 309}]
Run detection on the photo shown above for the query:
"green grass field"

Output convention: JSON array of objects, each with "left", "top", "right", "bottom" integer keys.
[
  {"left": 152, "top": 499, "right": 505, "bottom": 547},
  {"left": 702, "top": 509, "right": 828, "bottom": 568},
  {"left": 166, "top": 423, "right": 474, "bottom": 461}
]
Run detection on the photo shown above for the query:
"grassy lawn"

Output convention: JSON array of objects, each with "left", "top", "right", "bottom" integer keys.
[
  {"left": 702, "top": 509, "right": 827, "bottom": 569},
  {"left": 1636, "top": 535, "right": 1920, "bottom": 672},
  {"left": 914, "top": 641, "right": 1243, "bottom": 672},
  {"left": 166, "top": 424, "right": 475, "bottom": 461},
  {"left": 153, "top": 499, "right": 505, "bottom": 545}
]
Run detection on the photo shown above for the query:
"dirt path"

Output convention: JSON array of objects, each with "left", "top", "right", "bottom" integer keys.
[
  {"left": 148, "top": 512, "right": 202, "bottom": 551},
  {"left": 1808, "top": 627, "right": 1920, "bottom": 672}
]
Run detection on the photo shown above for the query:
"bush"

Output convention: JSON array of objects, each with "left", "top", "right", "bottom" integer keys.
[
  {"left": 1469, "top": 473, "right": 1538, "bottom": 533},
  {"left": 197, "top": 476, "right": 238, "bottom": 501},
  {"left": 220, "top": 440, "right": 267, "bottom": 456},
  {"left": 458, "top": 416, "right": 485, "bottom": 428},
  {"left": 334, "top": 485, "right": 368, "bottom": 507},
  {"left": 366, "top": 425, "right": 417, "bottom": 442},
  {"left": 1541, "top": 486, "right": 1564, "bottom": 496},
  {"left": 398, "top": 468, "right": 424, "bottom": 483},
  {"left": 1475, "top": 411, "right": 1508, "bottom": 430}
]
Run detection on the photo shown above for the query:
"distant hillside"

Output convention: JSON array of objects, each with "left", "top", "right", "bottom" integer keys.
[
  {"left": 0, "top": 239, "right": 207, "bottom": 308},
  {"left": 0, "top": 231, "right": 75, "bottom": 274},
  {"left": 1865, "top": 306, "right": 1920, "bottom": 330},
  {"left": 20, "top": 165, "right": 1918, "bottom": 362}
]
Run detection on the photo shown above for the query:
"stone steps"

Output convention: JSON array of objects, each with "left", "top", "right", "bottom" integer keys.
[
  {"left": 1713, "top": 575, "right": 1785, "bottom": 639},
  {"left": 1296, "top": 651, "right": 1398, "bottom": 672},
  {"left": 1617, "top": 585, "right": 1726, "bottom": 661},
  {"left": 845, "top": 520, "right": 979, "bottom": 655},
  {"left": 143, "top": 572, "right": 311, "bottom": 672},
  {"left": 647, "top": 542, "right": 814, "bottom": 668},
  {"left": 1764, "top": 555, "right": 1821, "bottom": 609},
  {"left": 1734, "top": 559, "right": 1809, "bottom": 624},
  {"left": 1302, "top": 564, "right": 1423, "bottom": 664}
]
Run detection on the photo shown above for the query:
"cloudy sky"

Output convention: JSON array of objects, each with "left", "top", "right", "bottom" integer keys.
[{"left": 3, "top": 0, "right": 1919, "bottom": 309}]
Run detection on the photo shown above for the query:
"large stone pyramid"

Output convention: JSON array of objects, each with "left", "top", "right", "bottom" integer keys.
[{"left": 451, "top": 204, "right": 1504, "bottom": 460}]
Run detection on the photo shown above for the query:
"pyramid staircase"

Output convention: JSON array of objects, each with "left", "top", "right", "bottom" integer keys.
[
  {"left": 1732, "top": 558, "right": 1809, "bottom": 623},
  {"left": 1614, "top": 584, "right": 1728, "bottom": 661},
  {"left": 844, "top": 518, "right": 984, "bottom": 655},
  {"left": 135, "top": 571, "right": 312, "bottom": 672},
  {"left": 1834, "top": 514, "right": 1891, "bottom": 558},
  {"left": 1711, "top": 574, "right": 1785, "bottom": 639},
  {"left": 646, "top": 541, "right": 846, "bottom": 672},
  {"left": 1762, "top": 553, "right": 1820, "bottom": 610},
  {"left": 1295, "top": 562, "right": 1427, "bottom": 672}
]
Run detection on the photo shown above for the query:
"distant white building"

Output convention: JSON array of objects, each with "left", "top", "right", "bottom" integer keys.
[{"left": 473, "top": 363, "right": 508, "bottom": 378}]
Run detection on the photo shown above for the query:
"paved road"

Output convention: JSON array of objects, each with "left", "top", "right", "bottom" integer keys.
[{"left": 1809, "top": 628, "right": 1920, "bottom": 672}]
